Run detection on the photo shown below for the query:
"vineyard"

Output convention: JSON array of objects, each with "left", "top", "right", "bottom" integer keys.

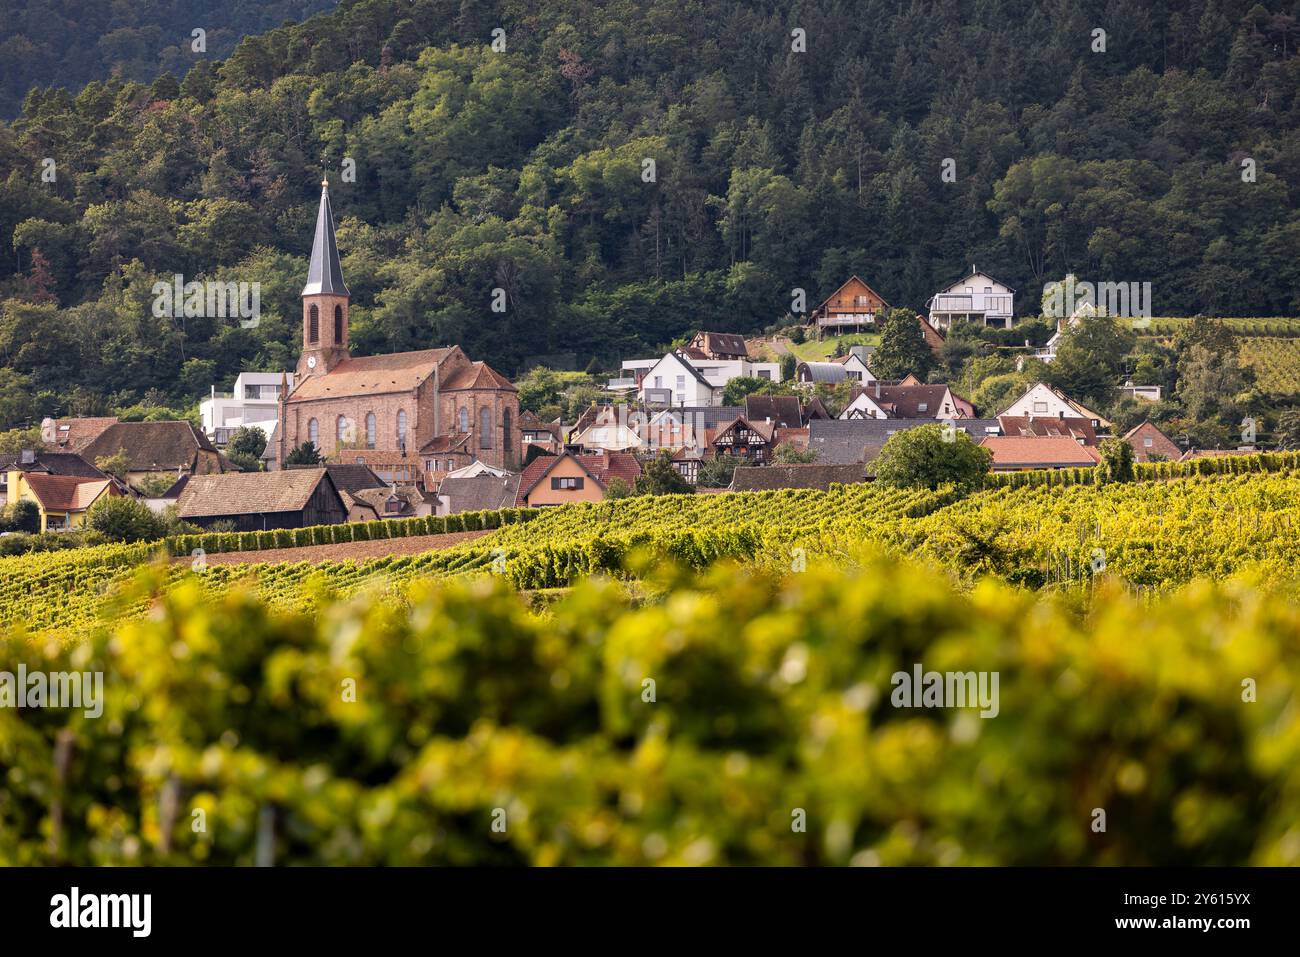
[
  {"left": 1240, "top": 337, "right": 1300, "bottom": 394},
  {"left": 1142, "top": 317, "right": 1300, "bottom": 337},
  {"left": 6, "top": 469, "right": 1300, "bottom": 638},
  {"left": 4, "top": 551, "right": 1299, "bottom": 865}
]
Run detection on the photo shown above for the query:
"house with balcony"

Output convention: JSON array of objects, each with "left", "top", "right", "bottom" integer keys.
[
  {"left": 634, "top": 350, "right": 780, "bottom": 407},
  {"left": 809, "top": 276, "right": 891, "bottom": 334},
  {"left": 926, "top": 267, "right": 1015, "bottom": 330},
  {"left": 200, "top": 372, "right": 294, "bottom": 454}
]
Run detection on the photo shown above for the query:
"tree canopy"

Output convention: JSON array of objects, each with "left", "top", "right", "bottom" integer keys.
[{"left": 0, "top": 1, "right": 1299, "bottom": 428}]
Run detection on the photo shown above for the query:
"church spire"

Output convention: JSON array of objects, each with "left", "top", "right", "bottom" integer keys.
[{"left": 302, "top": 177, "right": 349, "bottom": 297}]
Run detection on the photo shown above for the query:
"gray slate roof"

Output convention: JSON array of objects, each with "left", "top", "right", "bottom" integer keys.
[
  {"left": 650, "top": 406, "right": 743, "bottom": 430},
  {"left": 730, "top": 464, "right": 866, "bottom": 491},
  {"left": 808, "top": 418, "right": 1002, "bottom": 465},
  {"left": 438, "top": 473, "right": 522, "bottom": 514},
  {"left": 0, "top": 451, "right": 106, "bottom": 478},
  {"left": 797, "top": 361, "right": 848, "bottom": 384},
  {"left": 302, "top": 181, "right": 349, "bottom": 297}
]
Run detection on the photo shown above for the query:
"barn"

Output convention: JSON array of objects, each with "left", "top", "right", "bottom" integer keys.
[{"left": 176, "top": 468, "right": 347, "bottom": 531}]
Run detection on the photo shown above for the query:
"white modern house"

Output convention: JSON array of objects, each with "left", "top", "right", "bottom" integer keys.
[
  {"left": 927, "top": 267, "right": 1015, "bottom": 329},
  {"left": 632, "top": 350, "right": 781, "bottom": 407},
  {"left": 199, "top": 372, "right": 294, "bottom": 453}
]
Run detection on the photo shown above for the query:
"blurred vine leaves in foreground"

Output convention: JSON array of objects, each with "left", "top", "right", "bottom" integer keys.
[{"left": 1, "top": 555, "right": 1298, "bottom": 866}]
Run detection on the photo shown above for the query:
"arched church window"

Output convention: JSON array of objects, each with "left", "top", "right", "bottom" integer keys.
[
  {"left": 396, "top": 410, "right": 407, "bottom": 447},
  {"left": 337, "top": 415, "right": 349, "bottom": 445},
  {"left": 479, "top": 407, "right": 492, "bottom": 449},
  {"left": 308, "top": 418, "right": 318, "bottom": 447},
  {"left": 502, "top": 408, "right": 512, "bottom": 452},
  {"left": 334, "top": 305, "right": 343, "bottom": 343},
  {"left": 309, "top": 305, "right": 319, "bottom": 344},
  {"left": 365, "top": 413, "right": 377, "bottom": 449},
  {"left": 458, "top": 407, "right": 469, "bottom": 433}
]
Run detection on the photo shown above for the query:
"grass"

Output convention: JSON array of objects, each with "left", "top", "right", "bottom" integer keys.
[{"left": 785, "top": 332, "right": 880, "bottom": 362}]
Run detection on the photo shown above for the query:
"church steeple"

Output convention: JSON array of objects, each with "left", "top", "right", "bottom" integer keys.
[
  {"left": 302, "top": 177, "right": 349, "bottom": 297},
  {"left": 298, "top": 177, "right": 351, "bottom": 381}
]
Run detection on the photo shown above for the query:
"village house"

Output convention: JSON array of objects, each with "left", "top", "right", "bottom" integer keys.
[
  {"left": 293, "top": 463, "right": 431, "bottom": 522},
  {"left": 1124, "top": 422, "right": 1182, "bottom": 462},
  {"left": 685, "top": 331, "right": 750, "bottom": 360},
  {"left": 0, "top": 450, "right": 116, "bottom": 507},
  {"left": 639, "top": 406, "right": 743, "bottom": 452},
  {"left": 568, "top": 404, "right": 645, "bottom": 453},
  {"left": 979, "top": 435, "right": 1102, "bottom": 472},
  {"left": 1117, "top": 381, "right": 1163, "bottom": 403},
  {"left": 276, "top": 179, "right": 520, "bottom": 477},
  {"left": 436, "top": 472, "right": 523, "bottom": 515},
  {"left": 809, "top": 276, "right": 890, "bottom": 334},
  {"left": 632, "top": 349, "right": 781, "bottom": 407},
  {"left": 743, "top": 395, "right": 807, "bottom": 428},
  {"left": 926, "top": 267, "right": 1015, "bottom": 330},
  {"left": 518, "top": 410, "right": 564, "bottom": 456},
  {"left": 998, "top": 414, "right": 1099, "bottom": 446},
  {"left": 2, "top": 452, "right": 119, "bottom": 531},
  {"left": 709, "top": 416, "right": 777, "bottom": 465},
  {"left": 177, "top": 468, "right": 347, "bottom": 531},
  {"left": 839, "top": 379, "right": 975, "bottom": 420},
  {"left": 514, "top": 451, "right": 642, "bottom": 507},
  {"left": 998, "top": 383, "right": 1111, "bottom": 430},
  {"left": 79, "top": 420, "right": 227, "bottom": 485},
  {"left": 39, "top": 416, "right": 119, "bottom": 454}
]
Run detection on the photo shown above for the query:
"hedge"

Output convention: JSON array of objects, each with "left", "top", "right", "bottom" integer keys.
[
  {"left": 983, "top": 451, "right": 1300, "bottom": 490},
  {"left": 168, "top": 508, "right": 541, "bottom": 557}
]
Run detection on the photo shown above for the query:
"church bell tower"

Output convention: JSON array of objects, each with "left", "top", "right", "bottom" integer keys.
[{"left": 298, "top": 177, "right": 351, "bottom": 381}]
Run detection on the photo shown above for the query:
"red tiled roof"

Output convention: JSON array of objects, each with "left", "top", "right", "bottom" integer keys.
[
  {"left": 774, "top": 427, "right": 810, "bottom": 451},
  {"left": 442, "top": 360, "right": 517, "bottom": 392},
  {"left": 979, "top": 435, "right": 1101, "bottom": 468},
  {"left": 515, "top": 452, "right": 642, "bottom": 503},
  {"left": 417, "top": 433, "right": 472, "bottom": 455},
  {"left": 288, "top": 349, "right": 452, "bottom": 400},
  {"left": 48, "top": 417, "right": 119, "bottom": 452},
  {"left": 21, "top": 473, "right": 113, "bottom": 511},
  {"left": 1000, "top": 415, "right": 1099, "bottom": 446},
  {"left": 336, "top": 450, "right": 423, "bottom": 473}
]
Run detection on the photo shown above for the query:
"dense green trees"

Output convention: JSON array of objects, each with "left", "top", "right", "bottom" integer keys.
[
  {"left": 871, "top": 308, "right": 934, "bottom": 381},
  {"left": 2, "top": 1, "right": 1300, "bottom": 428},
  {"left": 873, "top": 423, "right": 992, "bottom": 489}
]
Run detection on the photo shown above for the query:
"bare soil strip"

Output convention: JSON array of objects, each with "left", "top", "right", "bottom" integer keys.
[{"left": 172, "top": 529, "right": 494, "bottom": 566}]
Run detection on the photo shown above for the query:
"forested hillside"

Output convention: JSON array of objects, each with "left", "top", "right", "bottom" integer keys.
[
  {"left": 0, "top": 1, "right": 340, "bottom": 119},
  {"left": 2, "top": 0, "right": 1300, "bottom": 428}
]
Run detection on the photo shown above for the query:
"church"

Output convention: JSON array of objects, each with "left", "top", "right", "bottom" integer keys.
[{"left": 277, "top": 180, "right": 520, "bottom": 478}]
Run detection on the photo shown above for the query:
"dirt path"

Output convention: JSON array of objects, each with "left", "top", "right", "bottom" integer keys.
[{"left": 173, "top": 529, "right": 494, "bottom": 566}]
